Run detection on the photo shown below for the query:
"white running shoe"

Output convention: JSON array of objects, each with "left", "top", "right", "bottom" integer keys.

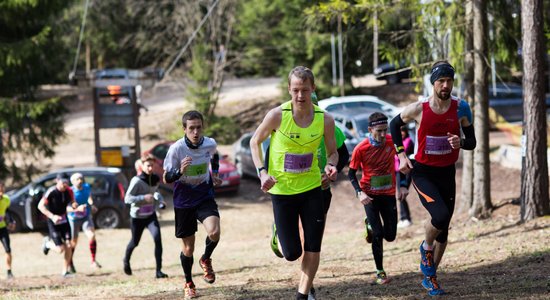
[{"left": 397, "top": 219, "right": 412, "bottom": 228}]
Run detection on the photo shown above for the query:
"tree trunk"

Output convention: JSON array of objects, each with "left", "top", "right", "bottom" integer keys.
[
  {"left": 470, "top": 0, "right": 492, "bottom": 218},
  {"left": 520, "top": 0, "right": 550, "bottom": 221},
  {"left": 460, "top": 0, "right": 474, "bottom": 213}
]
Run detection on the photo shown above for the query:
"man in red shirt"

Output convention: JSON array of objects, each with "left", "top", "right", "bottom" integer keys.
[
  {"left": 348, "top": 112, "right": 397, "bottom": 285},
  {"left": 390, "top": 61, "right": 476, "bottom": 296}
]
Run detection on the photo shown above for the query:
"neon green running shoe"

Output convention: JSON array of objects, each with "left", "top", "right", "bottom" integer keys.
[{"left": 270, "top": 223, "right": 283, "bottom": 258}]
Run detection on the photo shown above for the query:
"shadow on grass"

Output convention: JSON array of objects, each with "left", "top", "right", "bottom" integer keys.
[{"left": 134, "top": 249, "right": 550, "bottom": 300}]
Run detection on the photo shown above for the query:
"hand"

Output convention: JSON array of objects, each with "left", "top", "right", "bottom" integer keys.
[
  {"left": 358, "top": 192, "right": 373, "bottom": 205},
  {"left": 50, "top": 214, "right": 62, "bottom": 224},
  {"left": 91, "top": 205, "right": 98, "bottom": 214},
  {"left": 398, "top": 186, "right": 409, "bottom": 201},
  {"left": 321, "top": 173, "right": 330, "bottom": 190},
  {"left": 398, "top": 153, "right": 413, "bottom": 175},
  {"left": 77, "top": 204, "right": 87, "bottom": 212},
  {"left": 324, "top": 164, "right": 337, "bottom": 181},
  {"left": 260, "top": 172, "right": 277, "bottom": 193},
  {"left": 7, "top": 222, "right": 16, "bottom": 232},
  {"left": 180, "top": 156, "right": 193, "bottom": 174},
  {"left": 212, "top": 173, "right": 222, "bottom": 186},
  {"left": 143, "top": 194, "right": 154, "bottom": 203},
  {"left": 447, "top": 132, "right": 461, "bottom": 149}
]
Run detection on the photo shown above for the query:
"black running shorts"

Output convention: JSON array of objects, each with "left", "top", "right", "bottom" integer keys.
[{"left": 174, "top": 198, "right": 219, "bottom": 239}]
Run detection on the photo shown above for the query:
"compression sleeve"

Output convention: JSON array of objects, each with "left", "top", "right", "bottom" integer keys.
[
  {"left": 164, "top": 169, "right": 182, "bottom": 183},
  {"left": 390, "top": 114, "right": 406, "bottom": 153},
  {"left": 348, "top": 168, "right": 362, "bottom": 193},
  {"left": 211, "top": 153, "right": 220, "bottom": 173},
  {"left": 336, "top": 144, "right": 349, "bottom": 173},
  {"left": 461, "top": 124, "right": 476, "bottom": 150}
]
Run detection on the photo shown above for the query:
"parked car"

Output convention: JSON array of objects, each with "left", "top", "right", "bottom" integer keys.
[
  {"left": 233, "top": 123, "right": 358, "bottom": 179},
  {"left": 329, "top": 108, "right": 381, "bottom": 141},
  {"left": 5, "top": 167, "right": 129, "bottom": 233},
  {"left": 318, "top": 95, "right": 402, "bottom": 119},
  {"left": 142, "top": 141, "right": 240, "bottom": 193},
  {"left": 374, "top": 60, "right": 412, "bottom": 84}
]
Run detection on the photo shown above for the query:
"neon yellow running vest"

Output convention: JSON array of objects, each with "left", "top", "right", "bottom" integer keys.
[{"left": 268, "top": 101, "right": 324, "bottom": 195}]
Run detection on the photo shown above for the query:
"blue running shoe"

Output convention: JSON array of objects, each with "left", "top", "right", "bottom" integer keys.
[
  {"left": 422, "top": 276, "right": 445, "bottom": 296},
  {"left": 419, "top": 241, "right": 436, "bottom": 276},
  {"left": 270, "top": 223, "right": 283, "bottom": 258}
]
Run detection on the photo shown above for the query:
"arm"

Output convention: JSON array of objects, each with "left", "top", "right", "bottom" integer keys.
[
  {"left": 124, "top": 177, "right": 152, "bottom": 204},
  {"left": 250, "top": 108, "right": 281, "bottom": 192},
  {"left": 448, "top": 101, "right": 476, "bottom": 150},
  {"left": 323, "top": 113, "right": 338, "bottom": 180},
  {"left": 210, "top": 151, "right": 222, "bottom": 186},
  {"left": 348, "top": 167, "right": 372, "bottom": 205},
  {"left": 390, "top": 102, "right": 422, "bottom": 174},
  {"left": 336, "top": 144, "right": 349, "bottom": 173},
  {"left": 37, "top": 195, "right": 61, "bottom": 223}
]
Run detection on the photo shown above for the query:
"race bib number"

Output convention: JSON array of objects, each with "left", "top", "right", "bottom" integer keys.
[
  {"left": 284, "top": 153, "right": 314, "bottom": 173},
  {"left": 138, "top": 204, "right": 154, "bottom": 216},
  {"left": 425, "top": 136, "right": 452, "bottom": 155},
  {"left": 56, "top": 214, "right": 68, "bottom": 224},
  {"left": 74, "top": 209, "right": 87, "bottom": 218},
  {"left": 184, "top": 163, "right": 208, "bottom": 177},
  {"left": 370, "top": 174, "right": 392, "bottom": 190}
]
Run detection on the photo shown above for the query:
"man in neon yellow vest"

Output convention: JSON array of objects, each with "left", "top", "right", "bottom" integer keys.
[{"left": 250, "top": 66, "right": 338, "bottom": 300}]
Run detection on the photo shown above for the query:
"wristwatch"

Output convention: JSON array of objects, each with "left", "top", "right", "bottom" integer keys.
[
  {"left": 356, "top": 190, "right": 362, "bottom": 198},
  {"left": 257, "top": 167, "right": 267, "bottom": 177}
]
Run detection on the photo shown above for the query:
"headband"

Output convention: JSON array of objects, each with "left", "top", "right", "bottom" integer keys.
[
  {"left": 430, "top": 64, "right": 455, "bottom": 84},
  {"left": 369, "top": 119, "right": 388, "bottom": 127}
]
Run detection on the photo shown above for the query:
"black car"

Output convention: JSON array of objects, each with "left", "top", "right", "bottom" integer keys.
[
  {"left": 6, "top": 167, "right": 129, "bottom": 233},
  {"left": 487, "top": 82, "right": 550, "bottom": 123},
  {"left": 374, "top": 60, "right": 411, "bottom": 84}
]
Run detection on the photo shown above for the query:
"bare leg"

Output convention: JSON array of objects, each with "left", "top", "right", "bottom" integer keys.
[
  {"left": 298, "top": 251, "right": 320, "bottom": 294},
  {"left": 424, "top": 220, "right": 441, "bottom": 247},
  {"left": 181, "top": 235, "right": 195, "bottom": 257},
  {"left": 6, "top": 252, "right": 12, "bottom": 270},
  {"left": 434, "top": 241, "right": 447, "bottom": 269}
]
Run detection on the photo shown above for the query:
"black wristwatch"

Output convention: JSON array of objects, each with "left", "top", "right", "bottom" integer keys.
[{"left": 257, "top": 167, "right": 267, "bottom": 177}]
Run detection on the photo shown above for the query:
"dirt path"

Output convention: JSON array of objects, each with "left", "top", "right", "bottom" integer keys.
[{"left": 4, "top": 80, "right": 549, "bottom": 299}]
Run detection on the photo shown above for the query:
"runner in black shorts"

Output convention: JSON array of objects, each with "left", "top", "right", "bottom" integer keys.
[
  {"left": 250, "top": 66, "right": 338, "bottom": 300},
  {"left": 0, "top": 182, "right": 16, "bottom": 279},
  {"left": 38, "top": 173, "right": 77, "bottom": 277},
  {"left": 164, "top": 110, "right": 222, "bottom": 299},
  {"left": 390, "top": 60, "right": 476, "bottom": 296}
]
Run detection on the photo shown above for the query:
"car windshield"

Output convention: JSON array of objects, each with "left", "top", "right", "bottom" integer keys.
[{"left": 355, "top": 117, "right": 371, "bottom": 137}]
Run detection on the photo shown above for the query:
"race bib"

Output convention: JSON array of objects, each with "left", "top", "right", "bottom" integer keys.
[
  {"left": 138, "top": 204, "right": 154, "bottom": 216},
  {"left": 74, "top": 210, "right": 87, "bottom": 218},
  {"left": 425, "top": 136, "right": 452, "bottom": 155},
  {"left": 184, "top": 163, "right": 208, "bottom": 177},
  {"left": 284, "top": 153, "right": 314, "bottom": 173},
  {"left": 370, "top": 174, "right": 392, "bottom": 190},
  {"left": 56, "top": 214, "right": 68, "bottom": 224}
]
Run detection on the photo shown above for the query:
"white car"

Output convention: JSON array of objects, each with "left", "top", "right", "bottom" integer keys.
[{"left": 317, "top": 95, "right": 402, "bottom": 119}]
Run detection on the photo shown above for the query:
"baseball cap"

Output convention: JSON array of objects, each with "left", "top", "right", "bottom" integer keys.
[{"left": 56, "top": 172, "right": 70, "bottom": 184}]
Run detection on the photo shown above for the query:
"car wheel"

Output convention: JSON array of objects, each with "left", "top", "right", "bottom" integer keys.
[{"left": 95, "top": 208, "right": 121, "bottom": 229}]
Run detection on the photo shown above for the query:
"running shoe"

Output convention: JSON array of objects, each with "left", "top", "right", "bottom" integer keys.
[
  {"left": 308, "top": 286, "right": 318, "bottom": 300},
  {"left": 374, "top": 271, "right": 391, "bottom": 285},
  {"left": 69, "top": 262, "right": 77, "bottom": 273},
  {"left": 397, "top": 219, "right": 412, "bottom": 228},
  {"left": 123, "top": 260, "right": 132, "bottom": 275},
  {"left": 184, "top": 281, "right": 197, "bottom": 299},
  {"left": 270, "top": 223, "right": 283, "bottom": 258},
  {"left": 419, "top": 241, "right": 436, "bottom": 276},
  {"left": 42, "top": 236, "right": 50, "bottom": 255},
  {"left": 91, "top": 261, "right": 102, "bottom": 269},
  {"left": 364, "top": 218, "right": 373, "bottom": 244},
  {"left": 62, "top": 271, "right": 74, "bottom": 278},
  {"left": 156, "top": 270, "right": 169, "bottom": 279},
  {"left": 199, "top": 257, "right": 216, "bottom": 284},
  {"left": 422, "top": 275, "right": 445, "bottom": 296},
  {"left": 6, "top": 270, "right": 14, "bottom": 279}
]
